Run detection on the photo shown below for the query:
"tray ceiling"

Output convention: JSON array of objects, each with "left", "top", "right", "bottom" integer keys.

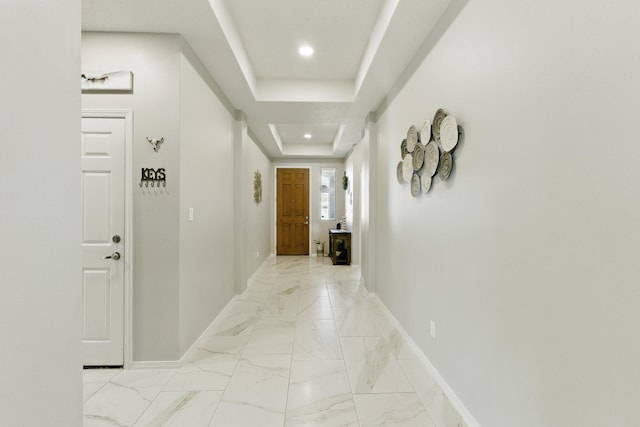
[{"left": 82, "top": 0, "right": 454, "bottom": 159}]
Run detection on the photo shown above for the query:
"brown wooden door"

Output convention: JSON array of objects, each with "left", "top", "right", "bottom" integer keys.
[{"left": 277, "top": 168, "right": 309, "bottom": 255}]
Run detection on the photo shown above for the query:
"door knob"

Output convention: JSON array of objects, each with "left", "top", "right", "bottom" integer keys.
[
  {"left": 304, "top": 221, "right": 309, "bottom": 225},
  {"left": 104, "top": 252, "right": 121, "bottom": 261}
]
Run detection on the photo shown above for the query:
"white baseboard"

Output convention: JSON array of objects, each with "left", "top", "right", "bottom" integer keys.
[
  {"left": 150, "top": 259, "right": 268, "bottom": 370},
  {"left": 124, "top": 262, "right": 485, "bottom": 425},
  {"left": 127, "top": 294, "right": 241, "bottom": 370},
  {"left": 179, "top": 294, "right": 241, "bottom": 362},
  {"left": 127, "top": 360, "right": 183, "bottom": 369},
  {"left": 370, "top": 293, "right": 482, "bottom": 427}
]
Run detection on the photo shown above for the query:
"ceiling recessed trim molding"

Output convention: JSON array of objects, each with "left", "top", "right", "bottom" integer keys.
[
  {"left": 282, "top": 143, "right": 334, "bottom": 157},
  {"left": 82, "top": 0, "right": 456, "bottom": 159},
  {"left": 268, "top": 124, "right": 285, "bottom": 155},
  {"left": 332, "top": 125, "right": 346, "bottom": 154},
  {"left": 209, "top": 0, "right": 257, "bottom": 93},
  {"left": 355, "top": 0, "right": 399, "bottom": 92},
  {"left": 255, "top": 79, "right": 354, "bottom": 103}
]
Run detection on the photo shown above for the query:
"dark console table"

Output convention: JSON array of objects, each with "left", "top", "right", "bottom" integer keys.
[{"left": 328, "top": 229, "right": 351, "bottom": 265}]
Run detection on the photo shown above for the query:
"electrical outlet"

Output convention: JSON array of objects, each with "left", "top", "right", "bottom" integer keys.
[
  {"left": 256, "top": 251, "right": 260, "bottom": 258},
  {"left": 430, "top": 321, "right": 436, "bottom": 339}
]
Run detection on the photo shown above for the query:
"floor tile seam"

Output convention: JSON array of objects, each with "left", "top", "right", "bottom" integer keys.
[
  {"left": 179, "top": 353, "right": 243, "bottom": 389},
  {"left": 134, "top": 390, "right": 223, "bottom": 427},
  {"left": 290, "top": 357, "right": 346, "bottom": 362},
  {"left": 217, "top": 343, "right": 291, "bottom": 423},
  {"left": 159, "top": 365, "right": 182, "bottom": 394},
  {"left": 353, "top": 390, "right": 438, "bottom": 427},
  {"left": 83, "top": 382, "right": 108, "bottom": 403},
  {"left": 352, "top": 391, "right": 421, "bottom": 396},
  {"left": 369, "top": 311, "right": 421, "bottom": 394},
  {"left": 234, "top": 300, "right": 266, "bottom": 373},
  {"left": 124, "top": 392, "right": 157, "bottom": 427},
  {"left": 296, "top": 291, "right": 338, "bottom": 324},
  {"left": 204, "top": 390, "right": 225, "bottom": 427},
  {"left": 241, "top": 351, "right": 295, "bottom": 356},
  {"left": 83, "top": 379, "right": 111, "bottom": 385},
  {"left": 339, "top": 335, "right": 419, "bottom": 397},
  {"left": 334, "top": 321, "right": 363, "bottom": 427},
  {"left": 396, "top": 360, "right": 441, "bottom": 427},
  {"left": 258, "top": 312, "right": 298, "bottom": 319},
  {"left": 283, "top": 321, "right": 297, "bottom": 427}
]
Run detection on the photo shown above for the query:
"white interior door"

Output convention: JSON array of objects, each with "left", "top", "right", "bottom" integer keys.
[{"left": 81, "top": 116, "right": 125, "bottom": 366}]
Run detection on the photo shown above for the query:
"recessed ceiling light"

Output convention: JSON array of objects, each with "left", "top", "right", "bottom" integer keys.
[
  {"left": 303, "top": 133, "right": 312, "bottom": 140},
  {"left": 299, "top": 45, "right": 314, "bottom": 57}
]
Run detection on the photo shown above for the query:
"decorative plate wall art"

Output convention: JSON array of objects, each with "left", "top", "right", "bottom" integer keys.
[
  {"left": 438, "top": 152, "right": 453, "bottom": 181},
  {"left": 395, "top": 107, "right": 462, "bottom": 197},
  {"left": 425, "top": 141, "right": 440, "bottom": 176},
  {"left": 406, "top": 125, "right": 418, "bottom": 153},
  {"left": 402, "top": 153, "right": 414, "bottom": 182},
  {"left": 401, "top": 139, "right": 408, "bottom": 159},
  {"left": 439, "top": 116, "right": 459, "bottom": 152},
  {"left": 410, "top": 174, "right": 421, "bottom": 197},
  {"left": 397, "top": 161, "right": 405, "bottom": 184},
  {"left": 412, "top": 143, "right": 425, "bottom": 171},
  {"left": 420, "top": 168, "right": 432, "bottom": 192},
  {"left": 421, "top": 120, "right": 432, "bottom": 144},
  {"left": 432, "top": 109, "right": 447, "bottom": 141}
]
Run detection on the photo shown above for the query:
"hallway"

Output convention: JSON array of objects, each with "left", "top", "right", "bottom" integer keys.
[{"left": 83, "top": 256, "right": 458, "bottom": 426}]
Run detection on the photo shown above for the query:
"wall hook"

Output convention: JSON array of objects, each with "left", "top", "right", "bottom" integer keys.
[{"left": 140, "top": 167, "right": 167, "bottom": 190}]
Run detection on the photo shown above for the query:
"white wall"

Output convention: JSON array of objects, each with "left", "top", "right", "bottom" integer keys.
[
  {"left": 82, "top": 32, "right": 182, "bottom": 361},
  {"left": 82, "top": 33, "right": 272, "bottom": 360},
  {"left": 0, "top": 1, "right": 82, "bottom": 425},
  {"left": 238, "top": 128, "right": 273, "bottom": 291},
  {"left": 344, "top": 142, "right": 362, "bottom": 265},
  {"left": 372, "top": 0, "right": 640, "bottom": 426},
  {"left": 178, "top": 45, "right": 236, "bottom": 354},
  {"left": 273, "top": 160, "right": 346, "bottom": 255},
  {"left": 359, "top": 122, "right": 375, "bottom": 291}
]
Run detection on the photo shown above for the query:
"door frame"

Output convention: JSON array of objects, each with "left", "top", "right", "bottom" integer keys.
[
  {"left": 273, "top": 166, "right": 311, "bottom": 255},
  {"left": 82, "top": 109, "right": 134, "bottom": 368}
]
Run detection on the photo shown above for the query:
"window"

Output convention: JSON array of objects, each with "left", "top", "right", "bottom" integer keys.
[{"left": 320, "top": 169, "right": 336, "bottom": 220}]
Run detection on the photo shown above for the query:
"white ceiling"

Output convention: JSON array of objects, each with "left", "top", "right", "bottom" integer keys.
[{"left": 82, "top": 0, "right": 453, "bottom": 159}]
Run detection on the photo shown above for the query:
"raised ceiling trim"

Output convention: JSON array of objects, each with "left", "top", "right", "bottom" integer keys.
[
  {"left": 208, "top": 0, "right": 257, "bottom": 93},
  {"left": 255, "top": 79, "right": 354, "bottom": 103},
  {"left": 355, "top": 0, "right": 399, "bottom": 93},
  {"left": 268, "top": 124, "right": 285, "bottom": 155}
]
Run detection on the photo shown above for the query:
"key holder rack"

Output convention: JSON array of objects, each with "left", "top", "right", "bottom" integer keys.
[{"left": 139, "top": 167, "right": 166, "bottom": 188}]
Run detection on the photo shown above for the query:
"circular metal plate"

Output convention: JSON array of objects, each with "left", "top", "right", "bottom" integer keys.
[
  {"left": 438, "top": 151, "right": 453, "bottom": 181},
  {"left": 402, "top": 154, "right": 414, "bottom": 182},
  {"left": 401, "top": 138, "right": 408, "bottom": 159},
  {"left": 440, "top": 115, "right": 459, "bottom": 152},
  {"left": 432, "top": 108, "right": 447, "bottom": 141},
  {"left": 410, "top": 173, "right": 421, "bottom": 197},
  {"left": 420, "top": 168, "right": 432, "bottom": 193},
  {"left": 421, "top": 120, "right": 432, "bottom": 143},
  {"left": 425, "top": 141, "right": 440, "bottom": 176},
  {"left": 406, "top": 125, "right": 418, "bottom": 153},
  {"left": 412, "top": 143, "right": 425, "bottom": 171},
  {"left": 396, "top": 161, "right": 405, "bottom": 184},
  {"left": 407, "top": 125, "right": 418, "bottom": 153}
]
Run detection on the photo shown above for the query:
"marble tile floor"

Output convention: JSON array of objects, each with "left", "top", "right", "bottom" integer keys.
[{"left": 84, "top": 255, "right": 466, "bottom": 427}]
